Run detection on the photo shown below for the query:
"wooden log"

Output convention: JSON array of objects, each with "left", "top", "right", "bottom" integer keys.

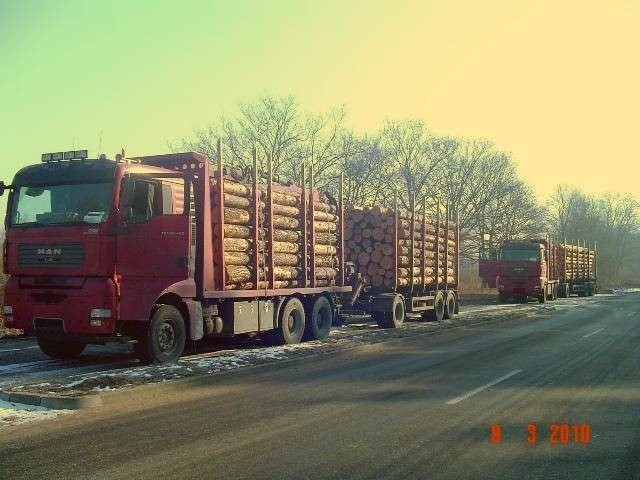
[
  {"left": 225, "top": 252, "right": 250, "bottom": 265},
  {"left": 273, "top": 203, "right": 299, "bottom": 217},
  {"left": 273, "top": 253, "right": 300, "bottom": 267},
  {"left": 314, "top": 267, "right": 338, "bottom": 280},
  {"left": 273, "top": 241, "right": 300, "bottom": 254},
  {"left": 223, "top": 224, "right": 251, "bottom": 238},
  {"left": 316, "top": 233, "right": 338, "bottom": 245},
  {"left": 223, "top": 193, "right": 252, "bottom": 209},
  {"left": 314, "top": 210, "right": 338, "bottom": 222},
  {"left": 315, "top": 244, "right": 337, "bottom": 255},
  {"left": 315, "top": 221, "right": 338, "bottom": 233},
  {"left": 273, "top": 229, "right": 302, "bottom": 242},
  {"left": 315, "top": 255, "right": 335, "bottom": 267},
  {"left": 273, "top": 215, "right": 300, "bottom": 229},
  {"left": 224, "top": 237, "right": 251, "bottom": 252},
  {"left": 224, "top": 207, "right": 251, "bottom": 225}
]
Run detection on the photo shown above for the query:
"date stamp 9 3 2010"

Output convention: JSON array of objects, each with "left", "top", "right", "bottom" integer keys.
[{"left": 490, "top": 423, "right": 591, "bottom": 445}]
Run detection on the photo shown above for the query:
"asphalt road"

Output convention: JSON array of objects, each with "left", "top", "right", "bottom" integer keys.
[{"left": 1, "top": 292, "right": 638, "bottom": 479}]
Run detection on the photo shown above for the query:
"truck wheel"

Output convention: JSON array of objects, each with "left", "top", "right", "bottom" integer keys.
[
  {"left": 443, "top": 291, "right": 456, "bottom": 319},
  {"left": 135, "top": 305, "right": 186, "bottom": 364},
  {"left": 269, "top": 297, "right": 306, "bottom": 344},
  {"left": 498, "top": 292, "right": 509, "bottom": 303},
  {"left": 422, "top": 291, "right": 445, "bottom": 322},
  {"left": 303, "top": 296, "right": 333, "bottom": 341},
  {"left": 37, "top": 338, "right": 86, "bottom": 360},
  {"left": 538, "top": 293, "right": 546, "bottom": 303},
  {"left": 374, "top": 295, "right": 405, "bottom": 328}
]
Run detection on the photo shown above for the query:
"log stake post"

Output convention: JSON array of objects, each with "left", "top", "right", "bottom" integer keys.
[
  {"left": 587, "top": 240, "right": 591, "bottom": 281},
  {"left": 455, "top": 206, "right": 460, "bottom": 288},
  {"left": 267, "top": 153, "right": 275, "bottom": 289},
  {"left": 393, "top": 189, "right": 398, "bottom": 292},
  {"left": 301, "top": 163, "right": 308, "bottom": 288},
  {"left": 594, "top": 240, "right": 597, "bottom": 283},
  {"left": 409, "top": 194, "right": 416, "bottom": 294},
  {"left": 309, "top": 164, "right": 316, "bottom": 287},
  {"left": 338, "top": 172, "right": 345, "bottom": 287},
  {"left": 216, "top": 139, "right": 226, "bottom": 289},
  {"left": 444, "top": 201, "right": 449, "bottom": 291},
  {"left": 421, "top": 196, "right": 427, "bottom": 293},
  {"left": 435, "top": 201, "right": 440, "bottom": 293},
  {"left": 251, "top": 147, "right": 260, "bottom": 290}
]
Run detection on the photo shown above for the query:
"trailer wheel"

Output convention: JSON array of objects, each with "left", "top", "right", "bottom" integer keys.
[
  {"left": 303, "top": 296, "right": 333, "bottom": 341},
  {"left": 422, "top": 291, "right": 445, "bottom": 322},
  {"left": 443, "top": 291, "right": 456, "bottom": 319},
  {"left": 498, "top": 292, "right": 509, "bottom": 304},
  {"left": 268, "top": 297, "right": 306, "bottom": 344},
  {"left": 374, "top": 294, "right": 405, "bottom": 328},
  {"left": 557, "top": 283, "right": 568, "bottom": 298},
  {"left": 135, "top": 305, "right": 186, "bottom": 364},
  {"left": 37, "top": 338, "right": 86, "bottom": 360}
]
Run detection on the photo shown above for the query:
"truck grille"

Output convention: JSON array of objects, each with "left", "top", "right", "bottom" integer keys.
[{"left": 18, "top": 244, "right": 84, "bottom": 268}]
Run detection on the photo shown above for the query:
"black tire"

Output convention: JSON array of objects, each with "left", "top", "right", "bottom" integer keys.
[
  {"left": 303, "top": 296, "right": 333, "bottom": 340},
  {"left": 558, "top": 284, "right": 568, "bottom": 298},
  {"left": 37, "top": 337, "right": 86, "bottom": 360},
  {"left": 268, "top": 297, "right": 306, "bottom": 344},
  {"left": 375, "top": 295, "right": 405, "bottom": 328},
  {"left": 538, "top": 292, "right": 546, "bottom": 303},
  {"left": 443, "top": 291, "right": 456, "bottom": 319},
  {"left": 498, "top": 292, "right": 509, "bottom": 303},
  {"left": 422, "top": 291, "right": 445, "bottom": 322},
  {"left": 134, "top": 305, "right": 186, "bottom": 364}
]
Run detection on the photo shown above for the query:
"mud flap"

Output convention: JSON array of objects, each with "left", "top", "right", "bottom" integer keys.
[{"left": 184, "top": 299, "right": 204, "bottom": 340}]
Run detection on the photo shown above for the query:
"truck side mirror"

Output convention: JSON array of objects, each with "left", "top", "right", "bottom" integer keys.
[{"left": 0, "top": 181, "right": 11, "bottom": 197}]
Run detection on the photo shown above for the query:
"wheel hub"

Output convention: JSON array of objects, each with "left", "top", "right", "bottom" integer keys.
[{"left": 158, "top": 323, "right": 175, "bottom": 351}]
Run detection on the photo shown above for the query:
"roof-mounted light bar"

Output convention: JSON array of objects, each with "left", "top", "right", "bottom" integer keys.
[{"left": 41, "top": 150, "right": 89, "bottom": 162}]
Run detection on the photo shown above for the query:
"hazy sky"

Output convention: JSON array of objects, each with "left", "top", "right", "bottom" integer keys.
[{"left": 1, "top": 0, "right": 638, "bottom": 215}]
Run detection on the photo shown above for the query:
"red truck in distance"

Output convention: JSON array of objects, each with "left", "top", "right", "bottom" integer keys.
[{"left": 480, "top": 237, "right": 597, "bottom": 303}]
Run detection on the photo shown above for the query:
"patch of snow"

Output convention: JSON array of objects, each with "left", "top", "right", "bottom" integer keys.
[{"left": 0, "top": 399, "right": 71, "bottom": 427}]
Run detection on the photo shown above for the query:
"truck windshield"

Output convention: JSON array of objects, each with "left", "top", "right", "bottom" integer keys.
[
  {"left": 11, "top": 182, "right": 113, "bottom": 226},
  {"left": 500, "top": 248, "right": 540, "bottom": 262}
]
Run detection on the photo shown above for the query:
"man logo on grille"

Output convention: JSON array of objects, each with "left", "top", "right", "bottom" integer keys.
[{"left": 37, "top": 248, "right": 62, "bottom": 255}]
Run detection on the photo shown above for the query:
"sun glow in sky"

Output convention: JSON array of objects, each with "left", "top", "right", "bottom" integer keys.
[{"left": 0, "top": 0, "right": 638, "bottom": 215}]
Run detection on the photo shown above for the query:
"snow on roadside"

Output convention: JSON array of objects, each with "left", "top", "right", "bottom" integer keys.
[{"left": 0, "top": 399, "right": 70, "bottom": 427}]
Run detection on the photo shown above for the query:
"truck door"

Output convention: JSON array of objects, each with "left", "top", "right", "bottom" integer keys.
[{"left": 116, "top": 175, "right": 190, "bottom": 322}]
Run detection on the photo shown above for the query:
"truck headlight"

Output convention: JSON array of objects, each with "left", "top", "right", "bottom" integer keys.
[
  {"left": 90, "top": 309, "right": 111, "bottom": 318},
  {"left": 3, "top": 305, "right": 13, "bottom": 314}
]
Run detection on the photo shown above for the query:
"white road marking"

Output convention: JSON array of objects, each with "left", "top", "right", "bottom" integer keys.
[
  {"left": 626, "top": 312, "right": 636, "bottom": 317},
  {"left": 446, "top": 369, "right": 523, "bottom": 405},
  {"left": 582, "top": 328, "right": 605, "bottom": 338},
  {"left": 0, "top": 346, "right": 39, "bottom": 353}
]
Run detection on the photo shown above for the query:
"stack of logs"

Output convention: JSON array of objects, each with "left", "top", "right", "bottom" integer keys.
[
  {"left": 559, "top": 244, "right": 596, "bottom": 281},
  {"left": 344, "top": 206, "right": 457, "bottom": 289},
  {"left": 211, "top": 175, "right": 341, "bottom": 290}
]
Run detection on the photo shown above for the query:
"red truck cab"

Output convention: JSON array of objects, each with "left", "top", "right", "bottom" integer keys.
[
  {"left": 2, "top": 151, "right": 193, "bottom": 362},
  {"left": 495, "top": 239, "right": 557, "bottom": 303}
]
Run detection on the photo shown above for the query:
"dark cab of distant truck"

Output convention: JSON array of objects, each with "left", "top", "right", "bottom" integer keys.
[
  {"left": 1, "top": 149, "right": 352, "bottom": 363},
  {"left": 480, "top": 238, "right": 597, "bottom": 303}
]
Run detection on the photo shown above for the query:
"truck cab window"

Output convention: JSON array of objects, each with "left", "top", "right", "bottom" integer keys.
[
  {"left": 122, "top": 179, "right": 157, "bottom": 223},
  {"left": 161, "top": 180, "right": 185, "bottom": 215}
]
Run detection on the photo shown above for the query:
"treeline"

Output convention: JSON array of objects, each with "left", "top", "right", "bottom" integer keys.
[
  {"left": 172, "top": 96, "right": 545, "bottom": 260},
  {"left": 550, "top": 186, "right": 640, "bottom": 284},
  {"left": 173, "top": 95, "right": 639, "bottom": 284}
]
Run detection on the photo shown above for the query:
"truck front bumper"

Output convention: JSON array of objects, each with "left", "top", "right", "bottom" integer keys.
[{"left": 4, "top": 277, "right": 118, "bottom": 336}]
